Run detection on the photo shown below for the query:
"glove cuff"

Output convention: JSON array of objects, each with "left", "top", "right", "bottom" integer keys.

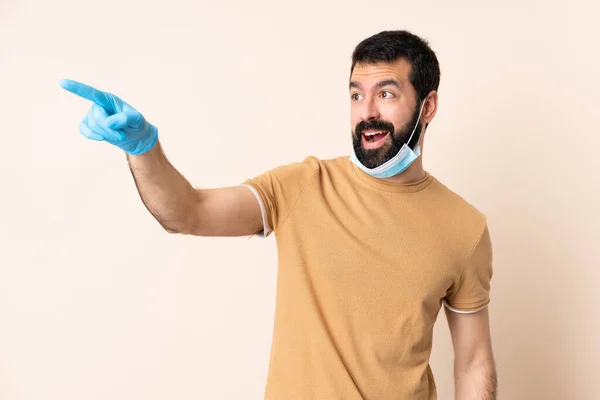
[{"left": 126, "top": 125, "right": 159, "bottom": 155}]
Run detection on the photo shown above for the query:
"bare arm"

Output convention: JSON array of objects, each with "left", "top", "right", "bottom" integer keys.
[
  {"left": 58, "top": 79, "right": 262, "bottom": 237},
  {"left": 126, "top": 140, "right": 263, "bottom": 237},
  {"left": 445, "top": 306, "right": 498, "bottom": 400}
]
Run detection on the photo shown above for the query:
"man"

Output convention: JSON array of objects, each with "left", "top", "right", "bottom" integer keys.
[{"left": 60, "top": 30, "right": 497, "bottom": 400}]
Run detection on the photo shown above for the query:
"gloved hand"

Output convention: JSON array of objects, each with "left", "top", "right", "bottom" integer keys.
[{"left": 60, "top": 78, "right": 158, "bottom": 155}]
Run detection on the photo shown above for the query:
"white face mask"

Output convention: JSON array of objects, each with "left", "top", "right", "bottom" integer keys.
[{"left": 349, "top": 99, "right": 426, "bottom": 179}]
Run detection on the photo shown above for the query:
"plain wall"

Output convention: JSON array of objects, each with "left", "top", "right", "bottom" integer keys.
[{"left": 1, "top": 0, "right": 598, "bottom": 399}]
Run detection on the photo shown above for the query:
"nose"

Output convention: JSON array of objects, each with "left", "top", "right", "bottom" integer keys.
[{"left": 360, "top": 96, "right": 380, "bottom": 121}]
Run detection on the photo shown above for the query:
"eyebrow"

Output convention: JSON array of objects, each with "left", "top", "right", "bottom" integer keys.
[{"left": 349, "top": 79, "right": 402, "bottom": 90}]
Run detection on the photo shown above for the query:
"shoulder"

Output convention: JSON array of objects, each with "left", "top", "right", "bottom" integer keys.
[
  {"left": 299, "top": 155, "right": 348, "bottom": 169},
  {"left": 430, "top": 177, "right": 486, "bottom": 217},
  {"left": 251, "top": 155, "right": 322, "bottom": 184},
  {"left": 277, "top": 155, "right": 352, "bottom": 182},
  {"left": 426, "top": 176, "right": 489, "bottom": 251},
  {"left": 245, "top": 155, "right": 350, "bottom": 189},
  {"left": 306, "top": 155, "right": 353, "bottom": 176}
]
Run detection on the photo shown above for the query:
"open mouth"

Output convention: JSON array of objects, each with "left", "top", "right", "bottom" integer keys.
[{"left": 362, "top": 130, "right": 390, "bottom": 147}]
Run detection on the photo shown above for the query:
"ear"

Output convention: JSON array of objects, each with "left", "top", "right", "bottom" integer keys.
[{"left": 421, "top": 90, "right": 438, "bottom": 125}]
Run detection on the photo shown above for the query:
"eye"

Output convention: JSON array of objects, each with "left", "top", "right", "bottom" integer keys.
[
  {"left": 351, "top": 92, "right": 363, "bottom": 101},
  {"left": 381, "top": 90, "right": 395, "bottom": 99}
]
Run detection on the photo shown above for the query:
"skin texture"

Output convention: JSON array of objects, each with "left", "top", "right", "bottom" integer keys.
[
  {"left": 125, "top": 141, "right": 263, "bottom": 237},
  {"left": 446, "top": 306, "right": 498, "bottom": 399}
]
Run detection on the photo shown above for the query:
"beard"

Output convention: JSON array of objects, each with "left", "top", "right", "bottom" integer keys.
[{"left": 352, "top": 102, "right": 423, "bottom": 169}]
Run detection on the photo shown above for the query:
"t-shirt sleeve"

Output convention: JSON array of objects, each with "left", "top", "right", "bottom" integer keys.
[
  {"left": 444, "top": 223, "right": 494, "bottom": 313},
  {"left": 240, "top": 156, "right": 319, "bottom": 238}
]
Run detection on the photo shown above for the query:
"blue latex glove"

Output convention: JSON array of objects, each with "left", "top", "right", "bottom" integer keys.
[{"left": 60, "top": 79, "right": 158, "bottom": 155}]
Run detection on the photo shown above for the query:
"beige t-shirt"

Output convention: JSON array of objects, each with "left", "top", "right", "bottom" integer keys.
[{"left": 242, "top": 155, "right": 493, "bottom": 400}]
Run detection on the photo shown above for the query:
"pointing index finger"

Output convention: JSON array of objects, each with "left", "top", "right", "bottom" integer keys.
[{"left": 59, "top": 78, "right": 116, "bottom": 114}]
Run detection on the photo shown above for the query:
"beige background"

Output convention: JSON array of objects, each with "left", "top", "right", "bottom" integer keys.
[{"left": 1, "top": 0, "right": 599, "bottom": 399}]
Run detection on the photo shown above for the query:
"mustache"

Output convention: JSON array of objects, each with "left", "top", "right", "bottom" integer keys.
[{"left": 355, "top": 119, "right": 395, "bottom": 136}]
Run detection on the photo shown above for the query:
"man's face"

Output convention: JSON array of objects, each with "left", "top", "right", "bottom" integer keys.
[{"left": 350, "top": 58, "right": 422, "bottom": 169}]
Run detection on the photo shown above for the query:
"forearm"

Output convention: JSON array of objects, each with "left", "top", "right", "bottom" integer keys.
[
  {"left": 126, "top": 140, "right": 200, "bottom": 234},
  {"left": 454, "top": 361, "right": 497, "bottom": 400}
]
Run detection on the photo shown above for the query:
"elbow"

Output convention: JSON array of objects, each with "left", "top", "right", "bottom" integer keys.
[
  {"left": 158, "top": 220, "right": 181, "bottom": 234},
  {"left": 163, "top": 226, "right": 180, "bottom": 234},
  {"left": 161, "top": 222, "right": 194, "bottom": 235},
  {"left": 455, "top": 360, "right": 498, "bottom": 398},
  {"left": 160, "top": 216, "right": 201, "bottom": 236},
  {"left": 154, "top": 199, "right": 203, "bottom": 235},
  {"left": 456, "top": 356, "right": 496, "bottom": 377}
]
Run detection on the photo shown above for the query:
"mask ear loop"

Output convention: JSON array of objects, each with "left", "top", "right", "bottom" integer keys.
[{"left": 405, "top": 97, "right": 428, "bottom": 148}]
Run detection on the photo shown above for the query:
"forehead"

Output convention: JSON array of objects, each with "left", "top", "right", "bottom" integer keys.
[{"left": 350, "top": 58, "right": 412, "bottom": 87}]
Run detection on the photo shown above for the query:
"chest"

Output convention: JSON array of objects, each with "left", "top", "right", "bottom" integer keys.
[{"left": 279, "top": 188, "right": 461, "bottom": 313}]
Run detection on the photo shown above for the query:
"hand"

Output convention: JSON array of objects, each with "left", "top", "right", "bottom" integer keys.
[{"left": 60, "top": 78, "right": 158, "bottom": 155}]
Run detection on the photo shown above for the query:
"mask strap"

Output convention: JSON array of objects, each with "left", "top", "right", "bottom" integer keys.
[{"left": 405, "top": 97, "right": 428, "bottom": 148}]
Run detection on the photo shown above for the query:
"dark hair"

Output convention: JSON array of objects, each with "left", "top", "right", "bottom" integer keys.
[{"left": 350, "top": 30, "right": 440, "bottom": 102}]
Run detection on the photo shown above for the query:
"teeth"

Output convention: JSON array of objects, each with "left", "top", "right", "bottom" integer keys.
[{"left": 364, "top": 131, "right": 387, "bottom": 136}]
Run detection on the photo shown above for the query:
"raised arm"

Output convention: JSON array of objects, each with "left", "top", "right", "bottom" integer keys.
[
  {"left": 60, "top": 78, "right": 263, "bottom": 237},
  {"left": 125, "top": 141, "right": 262, "bottom": 236}
]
